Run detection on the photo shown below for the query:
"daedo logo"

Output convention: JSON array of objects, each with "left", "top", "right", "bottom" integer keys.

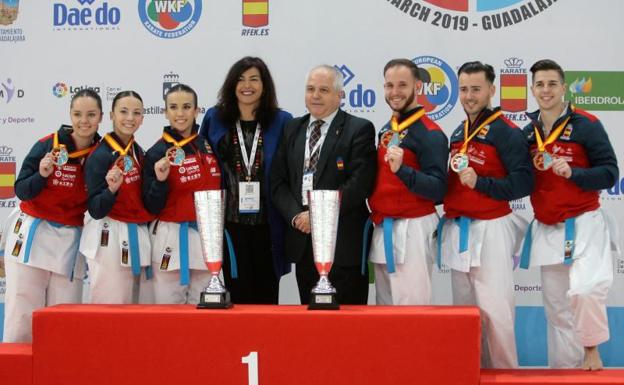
[
  {"left": 138, "top": 0, "right": 202, "bottom": 39},
  {"left": 335, "top": 65, "right": 376, "bottom": 114},
  {"left": 386, "top": 0, "right": 557, "bottom": 31},
  {"left": 53, "top": 0, "right": 121, "bottom": 31},
  {"left": 412, "top": 55, "right": 458, "bottom": 121}
]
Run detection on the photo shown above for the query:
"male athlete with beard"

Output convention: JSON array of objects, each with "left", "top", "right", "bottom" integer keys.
[
  {"left": 438, "top": 61, "right": 533, "bottom": 368},
  {"left": 367, "top": 59, "right": 448, "bottom": 305}
]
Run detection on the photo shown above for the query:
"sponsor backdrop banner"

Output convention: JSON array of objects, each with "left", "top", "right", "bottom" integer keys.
[{"left": 1, "top": 0, "right": 623, "bottom": 366}]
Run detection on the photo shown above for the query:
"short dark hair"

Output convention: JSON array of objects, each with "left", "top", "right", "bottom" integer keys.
[
  {"left": 529, "top": 59, "right": 565, "bottom": 83},
  {"left": 112, "top": 90, "right": 143, "bottom": 110},
  {"left": 71, "top": 89, "right": 102, "bottom": 111},
  {"left": 384, "top": 59, "right": 420, "bottom": 81},
  {"left": 165, "top": 83, "right": 198, "bottom": 108},
  {"left": 216, "top": 56, "right": 278, "bottom": 130},
  {"left": 457, "top": 61, "right": 496, "bottom": 83}
]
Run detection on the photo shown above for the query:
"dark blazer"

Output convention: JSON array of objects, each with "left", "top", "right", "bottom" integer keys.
[{"left": 271, "top": 109, "right": 377, "bottom": 266}]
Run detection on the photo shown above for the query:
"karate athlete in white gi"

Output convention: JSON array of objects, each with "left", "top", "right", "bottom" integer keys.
[{"left": 520, "top": 59, "right": 619, "bottom": 370}]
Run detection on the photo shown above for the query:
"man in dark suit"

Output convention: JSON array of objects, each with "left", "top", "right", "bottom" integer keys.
[{"left": 271, "top": 65, "right": 377, "bottom": 304}]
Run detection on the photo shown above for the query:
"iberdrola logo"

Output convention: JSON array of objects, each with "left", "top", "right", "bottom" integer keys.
[
  {"left": 569, "top": 78, "right": 593, "bottom": 94},
  {"left": 138, "top": 0, "right": 202, "bottom": 39}
]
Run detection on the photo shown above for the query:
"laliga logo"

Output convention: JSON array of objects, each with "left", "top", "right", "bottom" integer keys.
[
  {"left": 53, "top": 0, "right": 121, "bottom": 27},
  {"left": 335, "top": 65, "right": 376, "bottom": 111}
]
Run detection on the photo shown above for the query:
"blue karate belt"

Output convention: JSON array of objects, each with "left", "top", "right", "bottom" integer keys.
[
  {"left": 127, "top": 223, "right": 152, "bottom": 279},
  {"left": 178, "top": 222, "right": 238, "bottom": 283},
  {"left": 519, "top": 217, "right": 575, "bottom": 269},
  {"left": 24, "top": 218, "right": 82, "bottom": 281},
  {"left": 361, "top": 218, "right": 373, "bottom": 275},
  {"left": 436, "top": 216, "right": 471, "bottom": 269},
  {"left": 361, "top": 217, "right": 397, "bottom": 274},
  {"left": 225, "top": 229, "right": 238, "bottom": 279}
]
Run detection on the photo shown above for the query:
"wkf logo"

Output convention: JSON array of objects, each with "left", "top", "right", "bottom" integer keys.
[
  {"left": 243, "top": 0, "right": 268, "bottom": 27},
  {"left": 0, "top": 145, "right": 16, "bottom": 199}
]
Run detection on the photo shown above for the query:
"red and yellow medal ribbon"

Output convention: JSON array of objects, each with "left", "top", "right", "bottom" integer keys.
[
  {"left": 54, "top": 131, "right": 95, "bottom": 159},
  {"left": 162, "top": 132, "right": 197, "bottom": 148},
  {"left": 459, "top": 110, "right": 502, "bottom": 154},
  {"left": 533, "top": 115, "right": 572, "bottom": 153},
  {"left": 104, "top": 133, "right": 134, "bottom": 156},
  {"left": 390, "top": 108, "right": 427, "bottom": 134}
]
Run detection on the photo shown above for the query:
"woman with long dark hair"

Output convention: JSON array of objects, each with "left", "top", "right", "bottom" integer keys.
[{"left": 199, "top": 56, "right": 292, "bottom": 304}]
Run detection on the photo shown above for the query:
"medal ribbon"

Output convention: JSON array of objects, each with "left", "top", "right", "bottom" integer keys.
[
  {"left": 390, "top": 108, "right": 426, "bottom": 134},
  {"left": 460, "top": 110, "right": 502, "bottom": 154},
  {"left": 104, "top": 133, "right": 134, "bottom": 157},
  {"left": 54, "top": 131, "right": 96, "bottom": 159},
  {"left": 162, "top": 132, "right": 197, "bottom": 150},
  {"left": 533, "top": 115, "right": 572, "bottom": 153}
]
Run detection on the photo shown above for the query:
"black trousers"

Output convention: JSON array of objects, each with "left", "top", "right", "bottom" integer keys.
[
  {"left": 222, "top": 222, "right": 279, "bottom": 304},
  {"left": 295, "top": 241, "right": 369, "bottom": 305}
]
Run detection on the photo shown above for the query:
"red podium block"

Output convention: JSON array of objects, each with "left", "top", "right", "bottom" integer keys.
[
  {"left": 481, "top": 369, "right": 624, "bottom": 384},
  {"left": 33, "top": 305, "right": 480, "bottom": 385},
  {"left": 0, "top": 343, "right": 32, "bottom": 385}
]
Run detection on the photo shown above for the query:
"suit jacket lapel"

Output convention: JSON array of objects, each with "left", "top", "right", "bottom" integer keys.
[
  {"left": 314, "top": 110, "right": 344, "bottom": 183},
  {"left": 293, "top": 116, "right": 309, "bottom": 194}
]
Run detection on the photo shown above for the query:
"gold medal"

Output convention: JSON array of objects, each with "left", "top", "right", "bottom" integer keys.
[
  {"left": 532, "top": 111, "right": 573, "bottom": 171},
  {"left": 532, "top": 151, "right": 554, "bottom": 171},
  {"left": 166, "top": 146, "right": 185, "bottom": 166},
  {"left": 162, "top": 132, "right": 196, "bottom": 166},
  {"left": 51, "top": 146, "right": 69, "bottom": 167},
  {"left": 450, "top": 153, "right": 470, "bottom": 172},
  {"left": 104, "top": 134, "right": 135, "bottom": 175},
  {"left": 452, "top": 110, "right": 502, "bottom": 173}
]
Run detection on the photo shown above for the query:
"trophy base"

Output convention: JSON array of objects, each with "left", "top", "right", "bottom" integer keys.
[
  {"left": 197, "top": 290, "right": 233, "bottom": 309},
  {"left": 308, "top": 292, "right": 340, "bottom": 310}
]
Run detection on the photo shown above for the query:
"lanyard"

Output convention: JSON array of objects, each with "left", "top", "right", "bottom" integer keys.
[
  {"left": 54, "top": 132, "right": 94, "bottom": 159},
  {"left": 162, "top": 132, "right": 197, "bottom": 149},
  {"left": 390, "top": 108, "right": 426, "bottom": 133},
  {"left": 533, "top": 115, "right": 572, "bottom": 152},
  {"left": 459, "top": 110, "right": 502, "bottom": 154},
  {"left": 236, "top": 121, "right": 261, "bottom": 177},
  {"left": 104, "top": 133, "right": 134, "bottom": 156}
]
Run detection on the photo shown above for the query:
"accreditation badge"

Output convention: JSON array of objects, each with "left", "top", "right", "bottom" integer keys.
[
  {"left": 533, "top": 151, "right": 554, "bottom": 171},
  {"left": 450, "top": 153, "right": 469, "bottom": 173},
  {"left": 239, "top": 181, "right": 260, "bottom": 213},
  {"left": 301, "top": 172, "right": 313, "bottom": 206}
]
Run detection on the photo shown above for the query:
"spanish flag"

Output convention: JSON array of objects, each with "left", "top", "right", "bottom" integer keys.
[
  {"left": 0, "top": 161, "right": 15, "bottom": 199},
  {"left": 500, "top": 74, "right": 527, "bottom": 113},
  {"left": 243, "top": 0, "right": 268, "bottom": 28}
]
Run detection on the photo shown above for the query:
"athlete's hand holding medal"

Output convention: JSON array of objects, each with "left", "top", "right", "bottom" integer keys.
[
  {"left": 106, "top": 164, "right": 124, "bottom": 194},
  {"left": 39, "top": 152, "right": 56, "bottom": 178},
  {"left": 154, "top": 155, "right": 171, "bottom": 182}
]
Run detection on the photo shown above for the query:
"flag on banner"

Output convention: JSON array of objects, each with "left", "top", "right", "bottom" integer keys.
[
  {"left": 242, "top": 0, "right": 268, "bottom": 28},
  {"left": 500, "top": 73, "right": 527, "bottom": 112},
  {"left": 0, "top": 160, "right": 15, "bottom": 200}
]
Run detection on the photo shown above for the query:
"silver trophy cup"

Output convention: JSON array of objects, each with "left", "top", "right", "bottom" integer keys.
[
  {"left": 308, "top": 190, "right": 341, "bottom": 310},
  {"left": 194, "top": 190, "right": 232, "bottom": 309}
]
